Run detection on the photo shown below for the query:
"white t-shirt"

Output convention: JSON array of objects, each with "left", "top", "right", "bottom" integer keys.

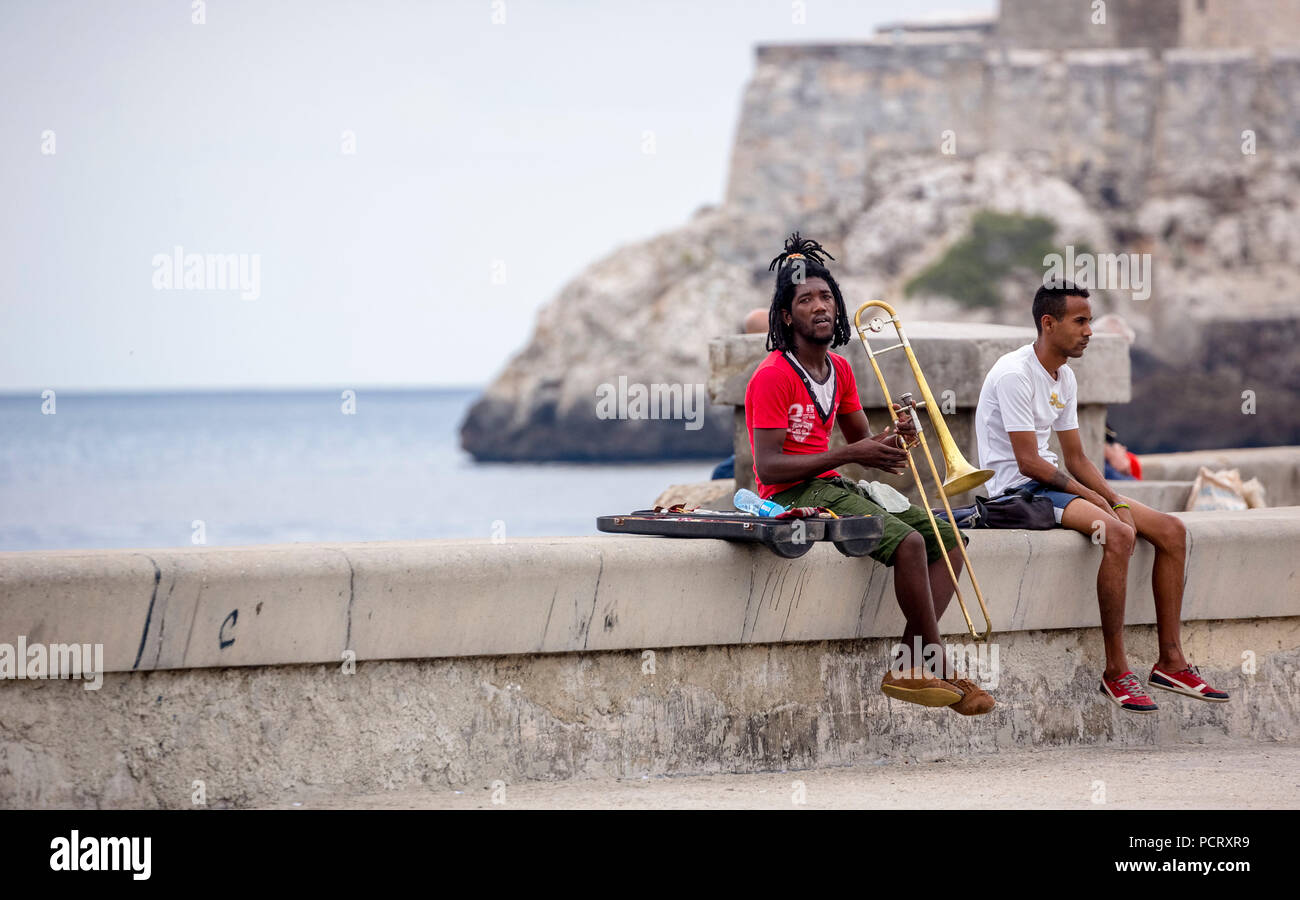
[
  {"left": 783, "top": 351, "right": 837, "bottom": 419},
  {"left": 975, "top": 344, "right": 1079, "bottom": 496}
]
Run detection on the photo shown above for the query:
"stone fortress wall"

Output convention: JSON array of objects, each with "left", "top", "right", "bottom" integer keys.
[
  {"left": 726, "top": 36, "right": 1300, "bottom": 227},
  {"left": 998, "top": 0, "right": 1300, "bottom": 51}
]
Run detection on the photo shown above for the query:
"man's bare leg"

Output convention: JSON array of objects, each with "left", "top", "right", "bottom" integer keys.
[
  {"left": 882, "top": 531, "right": 965, "bottom": 706},
  {"left": 1060, "top": 498, "right": 1136, "bottom": 679},
  {"left": 1120, "top": 495, "right": 1190, "bottom": 673},
  {"left": 919, "top": 544, "right": 963, "bottom": 678},
  {"left": 894, "top": 532, "right": 943, "bottom": 661},
  {"left": 893, "top": 538, "right": 964, "bottom": 677},
  {"left": 928, "top": 543, "right": 963, "bottom": 618}
]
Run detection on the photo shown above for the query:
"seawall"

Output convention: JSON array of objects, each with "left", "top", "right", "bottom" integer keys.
[{"left": 1, "top": 507, "right": 1297, "bottom": 807}]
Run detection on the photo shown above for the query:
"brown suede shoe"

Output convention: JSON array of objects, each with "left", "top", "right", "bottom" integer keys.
[
  {"left": 880, "top": 667, "right": 962, "bottom": 707},
  {"left": 946, "top": 677, "right": 996, "bottom": 716}
]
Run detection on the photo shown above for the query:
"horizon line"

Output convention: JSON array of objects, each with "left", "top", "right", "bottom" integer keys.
[{"left": 0, "top": 383, "right": 486, "bottom": 398}]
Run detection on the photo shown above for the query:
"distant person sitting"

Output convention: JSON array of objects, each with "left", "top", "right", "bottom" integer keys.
[
  {"left": 1103, "top": 423, "right": 1142, "bottom": 481},
  {"left": 711, "top": 307, "right": 778, "bottom": 480},
  {"left": 742, "top": 307, "right": 768, "bottom": 335}
]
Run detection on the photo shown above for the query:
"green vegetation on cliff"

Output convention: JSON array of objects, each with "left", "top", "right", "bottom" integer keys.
[{"left": 905, "top": 211, "right": 1085, "bottom": 308}]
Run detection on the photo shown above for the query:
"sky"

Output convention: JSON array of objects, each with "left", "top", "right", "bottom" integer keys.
[{"left": 0, "top": 0, "right": 994, "bottom": 392}]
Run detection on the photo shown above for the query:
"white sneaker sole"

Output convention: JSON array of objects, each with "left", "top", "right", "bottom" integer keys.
[{"left": 1148, "top": 678, "right": 1230, "bottom": 703}]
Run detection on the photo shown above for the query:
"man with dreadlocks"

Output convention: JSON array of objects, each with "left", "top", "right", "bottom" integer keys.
[{"left": 745, "top": 233, "right": 994, "bottom": 715}]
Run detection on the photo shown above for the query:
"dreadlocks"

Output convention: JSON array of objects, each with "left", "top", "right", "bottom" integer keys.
[{"left": 765, "top": 232, "right": 851, "bottom": 351}]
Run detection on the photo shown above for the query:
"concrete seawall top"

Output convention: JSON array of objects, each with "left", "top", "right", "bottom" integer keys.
[{"left": 1, "top": 507, "right": 1296, "bottom": 675}]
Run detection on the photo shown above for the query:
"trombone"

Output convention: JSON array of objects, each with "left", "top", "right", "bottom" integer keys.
[{"left": 852, "top": 300, "right": 995, "bottom": 642}]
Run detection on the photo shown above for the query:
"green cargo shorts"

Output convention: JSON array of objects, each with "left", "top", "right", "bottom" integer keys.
[{"left": 769, "top": 475, "right": 964, "bottom": 567}]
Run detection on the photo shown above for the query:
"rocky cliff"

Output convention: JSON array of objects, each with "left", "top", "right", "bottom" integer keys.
[{"left": 461, "top": 41, "right": 1300, "bottom": 461}]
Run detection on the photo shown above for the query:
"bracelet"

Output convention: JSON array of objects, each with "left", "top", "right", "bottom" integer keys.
[{"left": 1111, "top": 502, "right": 1130, "bottom": 511}]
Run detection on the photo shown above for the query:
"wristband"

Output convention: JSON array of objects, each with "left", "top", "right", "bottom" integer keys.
[{"left": 1111, "top": 502, "right": 1130, "bottom": 511}]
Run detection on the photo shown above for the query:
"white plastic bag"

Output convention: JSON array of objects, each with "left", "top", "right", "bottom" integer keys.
[
  {"left": 1240, "top": 477, "right": 1267, "bottom": 509},
  {"left": 857, "top": 479, "right": 911, "bottom": 513},
  {"left": 1185, "top": 467, "right": 1249, "bottom": 512}
]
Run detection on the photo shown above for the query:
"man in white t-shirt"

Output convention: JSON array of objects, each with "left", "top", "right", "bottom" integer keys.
[{"left": 975, "top": 282, "right": 1229, "bottom": 713}]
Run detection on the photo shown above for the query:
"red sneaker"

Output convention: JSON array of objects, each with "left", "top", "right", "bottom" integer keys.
[
  {"left": 1099, "top": 671, "right": 1159, "bottom": 713},
  {"left": 1149, "top": 664, "right": 1230, "bottom": 703}
]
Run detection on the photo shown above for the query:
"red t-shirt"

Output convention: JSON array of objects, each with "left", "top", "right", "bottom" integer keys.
[{"left": 745, "top": 350, "right": 863, "bottom": 499}]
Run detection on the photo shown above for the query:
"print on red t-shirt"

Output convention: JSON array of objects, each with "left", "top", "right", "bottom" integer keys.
[{"left": 744, "top": 350, "right": 864, "bottom": 499}]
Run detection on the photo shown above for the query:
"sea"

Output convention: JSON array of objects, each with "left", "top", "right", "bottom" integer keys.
[{"left": 0, "top": 389, "right": 722, "bottom": 552}]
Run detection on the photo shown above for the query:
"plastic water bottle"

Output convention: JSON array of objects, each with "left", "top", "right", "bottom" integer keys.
[{"left": 734, "top": 488, "right": 787, "bottom": 517}]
